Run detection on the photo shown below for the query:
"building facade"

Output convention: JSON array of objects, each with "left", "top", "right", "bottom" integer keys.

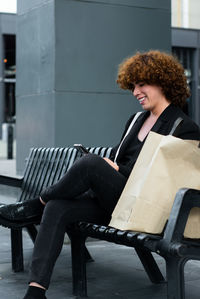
[
  {"left": 172, "top": 0, "right": 200, "bottom": 29},
  {"left": 2, "top": 1, "right": 200, "bottom": 173},
  {"left": 171, "top": 0, "right": 200, "bottom": 125},
  {"left": 0, "top": 13, "right": 16, "bottom": 139},
  {"left": 15, "top": 0, "right": 171, "bottom": 173},
  {"left": 172, "top": 28, "right": 200, "bottom": 125}
]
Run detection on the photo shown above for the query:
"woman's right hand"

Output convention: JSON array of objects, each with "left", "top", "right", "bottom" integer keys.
[{"left": 103, "top": 157, "right": 119, "bottom": 171}]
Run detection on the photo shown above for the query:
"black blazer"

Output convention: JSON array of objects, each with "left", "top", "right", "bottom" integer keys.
[{"left": 110, "top": 104, "right": 200, "bottom": 178}]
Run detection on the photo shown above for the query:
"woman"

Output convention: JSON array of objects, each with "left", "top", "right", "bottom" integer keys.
[{"left": 0, "top": 50, "right": 200, "bottom": 299}]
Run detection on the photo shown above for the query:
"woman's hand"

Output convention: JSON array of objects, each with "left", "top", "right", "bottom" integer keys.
[{"left": 104, "top": 158, "right": 119, "bottom": 171}]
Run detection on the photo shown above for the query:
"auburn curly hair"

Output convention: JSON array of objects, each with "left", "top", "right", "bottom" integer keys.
[{"left": 117, "top": 50, "right": 190, "bottom": 107}]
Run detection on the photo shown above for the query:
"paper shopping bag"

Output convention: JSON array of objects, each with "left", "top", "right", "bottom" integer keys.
[{"left": 109, "top": 132, "right": 200, "bottom": 238}]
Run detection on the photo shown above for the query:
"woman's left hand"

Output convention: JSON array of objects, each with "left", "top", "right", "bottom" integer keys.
[{"left": 103, "top": 158, "right": 119, "bottom": 171}]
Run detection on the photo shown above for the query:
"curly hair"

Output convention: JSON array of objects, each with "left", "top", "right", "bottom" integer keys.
[{"left": 117, "top": 50, "right": 190, "bottom": 107}]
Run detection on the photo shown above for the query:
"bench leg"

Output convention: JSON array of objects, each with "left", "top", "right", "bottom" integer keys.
[
  {"left": 11, "top": 228, "right": 24, "bottom": 272},
  {"left": 70, "top": 233, "right": 87, "bottom": 297},
  {"left": 165, "top": 257, "right": 186, "bottom": 299},
  {"left": 67, "top": 228, "right": 94, "bottom": 263},
  {"left": 135, "top": 246, "right": 165, "bottom": 283},
  {"left": 83, "top": 244, "right": 94, "bottom": 263}
]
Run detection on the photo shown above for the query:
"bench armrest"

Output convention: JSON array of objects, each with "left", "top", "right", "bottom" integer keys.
[
  {"left": 0, "top": 174, "right": 23, "bottom": 187},
  {"left": 157, "top": 188, "right": 200, "bottom": 253}
]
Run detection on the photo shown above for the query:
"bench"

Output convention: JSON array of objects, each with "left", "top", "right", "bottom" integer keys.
[
  {"left": 1, "top": 147, "right": 200, "bottom": 299},
  {"left": 0, "top": 146, "right": 112, "bottom": 272},
  {"left": 70, "top": 187, "right": 200, "bottom": 299}
]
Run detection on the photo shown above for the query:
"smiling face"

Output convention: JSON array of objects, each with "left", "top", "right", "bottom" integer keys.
[
  {"left": 117, "top": 51, "right": 189, "bottom": 108},
  {"left": 132, "top": 83, "right": 170, "bottom": 116}
]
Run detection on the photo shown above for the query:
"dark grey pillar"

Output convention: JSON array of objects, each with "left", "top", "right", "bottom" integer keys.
[
  {"left": 16, "top": 0, "right": 171, "bottom": 173},
  {"left": 16, "top": 0, "right": 55, "bottom": 172}
]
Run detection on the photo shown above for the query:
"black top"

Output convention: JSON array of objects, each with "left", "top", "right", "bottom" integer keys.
[{"left": 110, "top": 104, "right": 200, "bottom": 178}]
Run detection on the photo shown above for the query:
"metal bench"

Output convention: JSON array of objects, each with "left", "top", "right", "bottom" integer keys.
[
  {"left": 70, "top": 188, "right": 200, "bottom": 299},
  {"left": 1, "top": 146, "right": 199, "bottom": 299},
  {"left": 0, "top": 146, "right": 112, "bottom": 272}
]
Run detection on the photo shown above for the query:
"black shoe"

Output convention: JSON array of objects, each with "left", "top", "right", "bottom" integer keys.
[{"left": 0, "top": 198, "right": 44, "bottom": 222}]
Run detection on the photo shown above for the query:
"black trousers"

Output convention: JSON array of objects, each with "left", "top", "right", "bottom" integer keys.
[{"left": 29, "top": 153, "right": 127, "bottom": 288}]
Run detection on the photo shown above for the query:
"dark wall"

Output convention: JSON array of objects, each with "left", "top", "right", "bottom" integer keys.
[
  {"left": 54, "top": 0, "right": 171, "bottom": 147},
  {"left": 16, "top": 0, "right": 171, "bottom": 173},
  {"left": 172, "top": 28, "right": 200, "bottom": 126}
]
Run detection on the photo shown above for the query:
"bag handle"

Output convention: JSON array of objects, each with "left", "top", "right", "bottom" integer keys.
[
  {"left": 114, "top": 111, "right": 143, "bottom": 163},
  {"left": 169, "top": 117, "right": 184, "bottom": 136},
  {"left": 169, "top": 117, "right": 200, "bottom": 148}
]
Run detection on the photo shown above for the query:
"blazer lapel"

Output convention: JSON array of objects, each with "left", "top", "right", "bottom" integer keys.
[
  {"left": 151, "top": 117, "right": 165, "bottom": 133},
  {"left": 151, "top": 104, "right": 180, "bottom": 134},
  {"left": 116, "top": 112, "right": 147, "bottom": 160}
]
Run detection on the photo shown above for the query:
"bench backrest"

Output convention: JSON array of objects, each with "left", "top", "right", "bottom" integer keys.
[{"left": 18, "top": 147, "right": 112, "bottom": 203}]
